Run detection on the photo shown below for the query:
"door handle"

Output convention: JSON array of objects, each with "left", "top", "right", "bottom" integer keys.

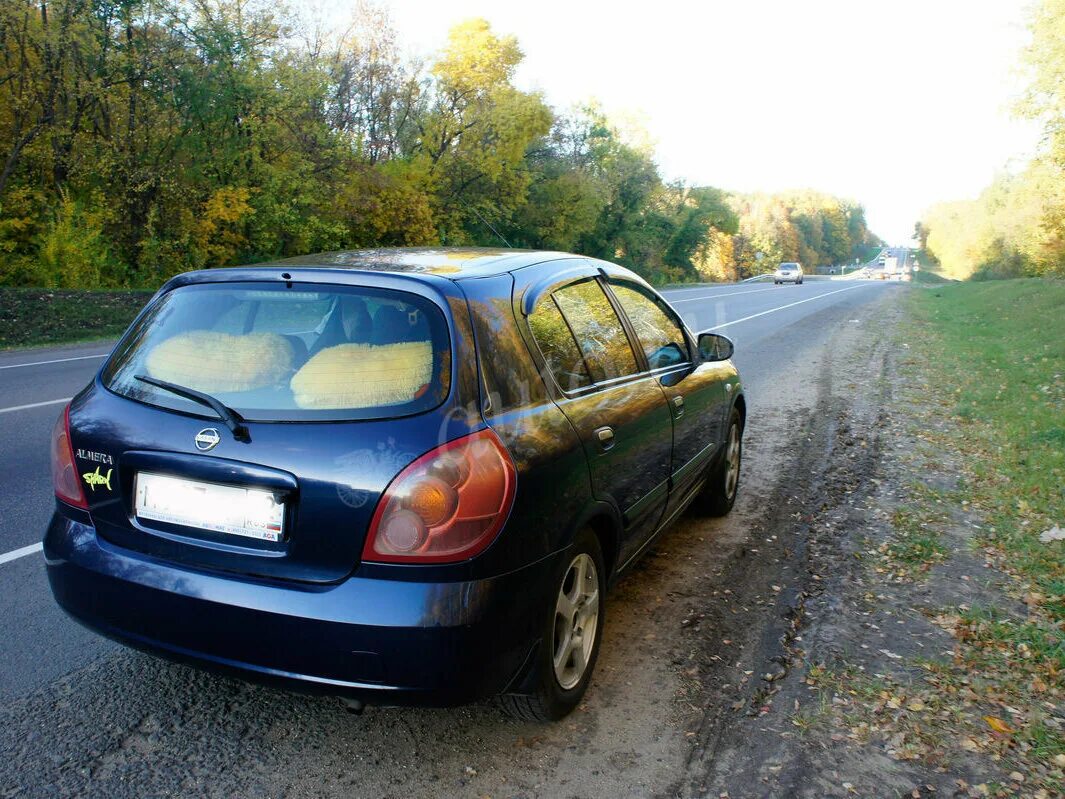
[
  {"left": 595, "top": 426, "right": 615, "bottom": 450},
  {"left": 671, "top": 395, "right": 685, "bottom": 417}
]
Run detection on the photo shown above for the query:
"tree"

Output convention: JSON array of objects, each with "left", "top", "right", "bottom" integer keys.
[{"left": 412, "top": 18, "right": 552, "bottom": 244}]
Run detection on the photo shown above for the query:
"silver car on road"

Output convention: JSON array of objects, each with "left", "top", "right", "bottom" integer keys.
[{"left": 773, "top": 262, "right": 804, "bottom": 285}]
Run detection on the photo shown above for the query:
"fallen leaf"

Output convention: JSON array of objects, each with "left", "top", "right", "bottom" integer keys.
[{"left": 984, "top": 716, "right": 1013, "bottom": 734}]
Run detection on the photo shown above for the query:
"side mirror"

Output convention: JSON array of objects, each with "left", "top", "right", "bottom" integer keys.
[{"left": 698, "top": 332, "right": 734, "bottom": 362}]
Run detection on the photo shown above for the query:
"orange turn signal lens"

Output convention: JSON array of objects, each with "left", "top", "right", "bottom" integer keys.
[
  {"left": 408, "top": 476, "right": 458, "bottom": 527},
  {"left": 363, "top": 429, "right": 516, "bottom": 563}
]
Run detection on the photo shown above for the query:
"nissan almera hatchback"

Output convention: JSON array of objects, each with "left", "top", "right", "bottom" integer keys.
[{"left": 45, "top": 248, "right": 745, "bottom": 721}]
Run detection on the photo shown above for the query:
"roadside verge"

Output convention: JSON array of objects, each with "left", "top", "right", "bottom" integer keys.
[{"left": 680, "top": 279, "right": 1063, "bottom": 798}]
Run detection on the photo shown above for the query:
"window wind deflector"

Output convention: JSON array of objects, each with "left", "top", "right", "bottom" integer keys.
[{"left": 135, "top": 374, "right": 251, "bottom": 442}]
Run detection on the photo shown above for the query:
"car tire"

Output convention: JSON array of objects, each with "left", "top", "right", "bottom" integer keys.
[
  {"left": 692, "top": 408, "right": 743, "bottom": 517},
  {"left": 500, "top": 529, "right": 605, "bottom": 722}
]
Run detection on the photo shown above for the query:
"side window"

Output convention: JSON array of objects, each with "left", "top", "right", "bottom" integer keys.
[
  {"left": 552, "top": 280, "right": 638, "bottom": 383},
  {"left": 610, "top": 283, "right": 690, "bottom": 370},
  {"left": 528, "top": 297, "right": 592, "bottom": 391}
]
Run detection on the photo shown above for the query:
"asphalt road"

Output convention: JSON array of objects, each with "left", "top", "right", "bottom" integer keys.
[{"left": 0, "top": 275, "right": 896, "bottom": 796}]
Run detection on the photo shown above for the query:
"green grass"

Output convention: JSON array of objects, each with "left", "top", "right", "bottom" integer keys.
[
  {"left": 912, "top": 268, "right": 950, "bottom": 284},
  {"left": 854, "top": 243, "right": 886, "bottom": 266},
  {"left": 794, "top": 280, "right": 1065, "bottom": 790},
  {"left": 0, "top": 288, "right": 153, "bottom": 349},
  {"left": 957, "top": 606, "right": 1065, "bottom": 673},
  {"left": 887, "top": 507, "right": 948, "bottom": 566},
  {"left": 908, "top": 279, "right": 1065, "bottom": 621}
]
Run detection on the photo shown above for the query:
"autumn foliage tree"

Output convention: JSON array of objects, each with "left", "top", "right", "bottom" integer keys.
[
  {"left": 919, "top": 0, "right": 1065, "bottom": 280},
  {"left": 0, "top": 0, "right": 876, "bottom": 288}
]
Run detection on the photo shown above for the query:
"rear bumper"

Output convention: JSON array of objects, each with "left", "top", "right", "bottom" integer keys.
[{"left": 44, "top": 513, "right": 553, "bottom": 706}]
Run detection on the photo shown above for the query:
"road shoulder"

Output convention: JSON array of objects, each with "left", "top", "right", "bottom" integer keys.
[{"left": 679, "top": 285, "right": 1064, "bottom": 798}]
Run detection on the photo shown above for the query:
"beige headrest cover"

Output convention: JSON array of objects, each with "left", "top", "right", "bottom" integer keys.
[
  {"left": 290, "top": 341, "right": 433, "bottom": 409},
  {"left": 145, "top": 330, "right": 295, "bottom": 393}
]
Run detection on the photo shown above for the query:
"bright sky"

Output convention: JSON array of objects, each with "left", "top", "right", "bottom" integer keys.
[{"left": 323, "top": 0, "right": 1042, "bottom": 244}]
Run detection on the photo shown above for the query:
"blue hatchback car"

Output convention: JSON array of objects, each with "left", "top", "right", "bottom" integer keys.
[{"left": 45, "top": 248, "right": 745, "bottom": 720}]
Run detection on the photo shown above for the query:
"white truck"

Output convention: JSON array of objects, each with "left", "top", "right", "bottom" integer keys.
[{"left": 881, "top": 255, "right": 899, "bottom": 279}]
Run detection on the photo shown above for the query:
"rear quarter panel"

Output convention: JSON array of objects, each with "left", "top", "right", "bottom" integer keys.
[{"left": 459, "top": 274, "right": 600, "bottom": 573}]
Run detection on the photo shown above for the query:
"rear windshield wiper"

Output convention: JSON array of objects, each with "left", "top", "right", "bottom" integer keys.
[{"left": 135, "top": 375, "right": 250, "bottom": 442}]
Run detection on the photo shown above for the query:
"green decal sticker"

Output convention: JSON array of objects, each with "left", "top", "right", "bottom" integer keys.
[{"left": 82, "top": 466, "right": 113, "bottom": 492}]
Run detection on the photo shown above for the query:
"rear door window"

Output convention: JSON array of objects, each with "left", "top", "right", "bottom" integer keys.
[
  {"left": 609, "top": 283, "right": 690, "bottom": 370},
  {"left": 103, "top": 282, "right": 451, "bottom": 421},
  {"left": 551, "top": 280, "right": 638, "bottom": 383},
  {"left": 528, "top": 297, "right": 593, "bottom": 391}
]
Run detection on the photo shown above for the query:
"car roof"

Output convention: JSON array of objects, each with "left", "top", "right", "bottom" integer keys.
[
  {"left": 160, "top": 248, "right": 650, "bottom": 297},
  {"left": 264, "top": 247, "right": 574, "bottom": 280}
]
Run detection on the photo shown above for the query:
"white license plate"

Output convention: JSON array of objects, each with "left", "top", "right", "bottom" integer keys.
[{"left": 134, "top": 472, "right": 285, "bottom": 542}]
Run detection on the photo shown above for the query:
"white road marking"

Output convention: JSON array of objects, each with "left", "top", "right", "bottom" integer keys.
[
  {"left": 708, "top": 283, "right": 876, "bottom": 331},
  {"left": 0, "top": 398, "right": 71, "bottom": 415},
  {"left": 668, "top": 287, "right": 781, "bottom": 304},
  {"left": 0, "top": 542, "right": 42, "bottom": 566},
  {"left": 0, "top": 353, "right": 107, "bottom": 370}
]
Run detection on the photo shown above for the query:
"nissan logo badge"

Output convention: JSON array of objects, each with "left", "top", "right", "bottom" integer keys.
[{"left": 195, "top": 428, "right": 221, "bottom": 451}]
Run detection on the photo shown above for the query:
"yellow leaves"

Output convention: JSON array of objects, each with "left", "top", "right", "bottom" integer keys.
[
  {"left": 433, "top": 18, "right": 522, "bottom": 92},
  {"left": 202, "top": 187, "right": 254, "bottom": 226},
  {"left": 983, "top": 715, "right": 1013, "bottom": 734},
  {"left": 194, "top": 187, "right": 255, "bottom": 267},
  {"left": 340, "top": 167, "right": 436, "bottom": 247}
]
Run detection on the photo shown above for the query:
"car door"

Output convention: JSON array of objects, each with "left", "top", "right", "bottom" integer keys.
[
  {"left": 605, "top": 279, "right": 731, "bottom": 521},
  {"left": 525, "top": 276, "right": 673, "bottom": 563}
]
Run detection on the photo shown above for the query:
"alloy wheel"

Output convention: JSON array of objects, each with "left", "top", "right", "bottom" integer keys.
[
  {"left": 552, "top": 553, "right": 600, "bottom": 690},
  {"left": 725, "top": 422, "right": 741, "bottom": 499}
]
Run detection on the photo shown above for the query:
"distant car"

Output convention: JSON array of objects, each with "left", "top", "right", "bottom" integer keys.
[
  {"left": 773, "top": 262, "right": 804, "bottom": 285},
  {"left": 45, "top": 247, "right": 747, "bottom": 721}
]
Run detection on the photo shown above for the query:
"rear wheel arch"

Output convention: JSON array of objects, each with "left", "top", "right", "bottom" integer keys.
[
  {"left": 584, "top": 512, "right": 620, "bottom": 583},
  {"left": 732, "top": 394, "right": 747, "bottom": 430}
]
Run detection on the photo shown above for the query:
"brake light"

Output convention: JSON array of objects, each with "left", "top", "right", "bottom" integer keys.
[
  {"left": 51, "top": 404, "right": 87, "bottom": 509},
  {"left": 363, "top": 429, "right": 516, "bottom": 563}
]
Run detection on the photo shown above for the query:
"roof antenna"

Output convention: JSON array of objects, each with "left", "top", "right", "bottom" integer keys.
[{"left": 468, "top": 203, "right": 513, "bottom": 247}]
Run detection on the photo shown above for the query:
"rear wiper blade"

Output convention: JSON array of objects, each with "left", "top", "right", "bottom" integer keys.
[{"left": 135, "top": 374, "right": 250, "bottom": 442}]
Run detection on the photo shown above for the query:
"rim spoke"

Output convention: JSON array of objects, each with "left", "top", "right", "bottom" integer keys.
[
  {"left": 574, "top": 556, "right": 587, "bottom": 591},
  {"left": 580, "top": 590, "right": 599, "bottom": 624},
  {"left": 553, "top": 627, "right": 572, "bottom": 670},
  {"left": 571, "top": 638, "right": 587, "bottom": 675},
  {"left": 556, "top": 590, "right": 576, "bottom": 619}
]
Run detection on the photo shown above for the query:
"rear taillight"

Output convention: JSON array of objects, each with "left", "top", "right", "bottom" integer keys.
[
  {"left": 51, "top": 404, "right": 87, "bottom": 509},
  {"left": 363, "top": 429, "right": 516, "bottom": 563}
]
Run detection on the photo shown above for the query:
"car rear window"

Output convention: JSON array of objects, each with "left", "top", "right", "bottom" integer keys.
[{"left": 103, "top": 282, "right": 451, "bottom": 421}]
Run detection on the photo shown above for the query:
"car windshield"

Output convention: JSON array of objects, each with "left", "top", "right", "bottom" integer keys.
[{"left": 103, "top": 282, "right": 451, "bottom": 421}]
